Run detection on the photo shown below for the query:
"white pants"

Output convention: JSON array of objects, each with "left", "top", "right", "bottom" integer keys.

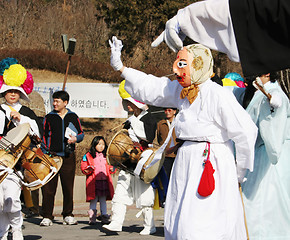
[
  {"left": 0, "top": 173, "right": 23, "bottom": 238},
  {"left": 112, "top": 170, "right": 154, "bottom": 208}
]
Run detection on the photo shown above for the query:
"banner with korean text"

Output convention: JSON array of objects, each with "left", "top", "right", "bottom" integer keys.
[{"left": 34, "top": 83, "right": 128, "bottom": 118}]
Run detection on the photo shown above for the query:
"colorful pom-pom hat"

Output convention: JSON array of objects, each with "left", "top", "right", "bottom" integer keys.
[
  {"left": 224, "top": 72, "right": 245, "bottom": 88},
  {"left": 118, "top": 80, "right": 147, "bottom": 111},
  {"left": 0, "top": 58, "right": 34, "bottom": 102}
]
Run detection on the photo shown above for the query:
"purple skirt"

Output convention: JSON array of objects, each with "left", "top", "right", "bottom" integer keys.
[{"left": 95, "top": 180, "right": 109, "bottom": 197}]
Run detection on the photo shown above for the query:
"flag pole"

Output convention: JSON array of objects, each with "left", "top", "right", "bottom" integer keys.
[
  {"left": 62, "top": 55, "right": 71, "bottom": 90},
  {"left": 61, "top": 35, "right": 76, "bottom": 91}
]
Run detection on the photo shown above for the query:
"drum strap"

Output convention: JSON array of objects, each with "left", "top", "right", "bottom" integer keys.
[
  {"left": 21, "top": 166, "right": 57, "bottom": 188},
  {"left": 133, "top": 149, "right": 153, "bottom": 176},
  {"left": 8, "top": 105, "right": 17, "bottom": 112},
  {"left": 145, "top": 118, "right": 176, "bottom": 169},
  {"left": 0, "top": 165, "right": 14, "bottom": 176}
]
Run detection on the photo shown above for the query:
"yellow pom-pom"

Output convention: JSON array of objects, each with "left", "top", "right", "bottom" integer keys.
[
  {"left": 222, "top": 78, "right": 237, "bottom": 87},
  {"left": 118, "top": 80, "right": 131, "bottom": 99},
  {"left": 3, "top": 64, "right": 27, "bottom": 86}
]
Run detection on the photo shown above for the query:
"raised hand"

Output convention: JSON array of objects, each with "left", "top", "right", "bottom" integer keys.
[
  {"left": 151, "top": 16, "right": 186, "bottom": 52},
  {"left": 109, "top": 36, "right": 124, "bottom": 71}
]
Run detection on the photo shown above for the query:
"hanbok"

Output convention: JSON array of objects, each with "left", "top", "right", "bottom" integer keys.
[
  {"left": 235, "top": 81, "right": 290, "bottom": 240},
  {"left": 123, "top": 67, "right": 257, "bottom": 240}
]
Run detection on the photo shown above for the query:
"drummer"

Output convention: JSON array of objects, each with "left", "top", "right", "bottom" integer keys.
[
  {"left": 0, "top": 58, "right": 42, "bottom": 240},
  {"left": 102, "top": 80, "right": 157, "bottom": 235}
]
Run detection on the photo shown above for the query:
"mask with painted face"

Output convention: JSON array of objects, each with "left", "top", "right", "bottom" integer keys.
[{"left": 173, "top": 44, "right": 213, "bottom": 104}]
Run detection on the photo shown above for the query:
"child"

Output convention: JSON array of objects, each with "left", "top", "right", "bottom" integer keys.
[
  {"left": 0, "top": 58, "right": 42, "bottom": 240},
  {"left": 81, "top": 136, "right": 114, "bottom": 225}
]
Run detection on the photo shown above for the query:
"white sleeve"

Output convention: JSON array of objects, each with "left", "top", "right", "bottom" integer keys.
[
  {"left": 214, "top": 90, "right": 258, "bottom": 171},
  {"left": 0, "top": 111, "right": 5, "bottom": 135},
  {"left": 122, "top": 67, "right": 181, "bottom": 108},
  {"left": 177, "top": 0, "right": 240, "bottom": 62},
  {"left": 19, "top": 115, "right": 41, "bottom": 138}
]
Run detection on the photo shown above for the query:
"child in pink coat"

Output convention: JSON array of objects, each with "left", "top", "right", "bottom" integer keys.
[{"left": 81, "top": 136, "right": 114, "bottom": 225}]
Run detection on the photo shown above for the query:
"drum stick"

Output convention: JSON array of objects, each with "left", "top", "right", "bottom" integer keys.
[
  {"left": 253, "top": 78, "right": 271, "bottom": 100},
  {"left": 7, "top": 116, "right": 14, "bottom": 129},
  {"left": 162, "top": 73, "right": 175, "bottom": 78},
  {"left": 109, "top": 123, "right": 125, "bottom": 132},
  {"left": 239, "top": 184, "right": 250, "bottom": 240},
  {"left": 150, "top": 110, "right": 165, "bottom": 114}
]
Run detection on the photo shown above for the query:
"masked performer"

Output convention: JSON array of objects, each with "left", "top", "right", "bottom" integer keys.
[
  {"left": 233, "top": 72, "right": 290, "bottom": 240},
  {"left": 109, "top": 36, "right": 258, "bottom": 240},
  {"left": 0, "top": 58, "right": 41, "bottom": 240}
]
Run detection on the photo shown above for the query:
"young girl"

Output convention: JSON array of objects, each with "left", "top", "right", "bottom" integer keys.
[{"left": 81, "top": 136, "right": 114, "bottom": 225}]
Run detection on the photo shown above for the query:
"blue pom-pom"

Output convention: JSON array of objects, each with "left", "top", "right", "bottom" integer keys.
[
  {"left": 224, "top": 72, "right": 244, "bottom": 82},
  {"left": 0, "top": 58, "right": 18, "bottom": 76}
]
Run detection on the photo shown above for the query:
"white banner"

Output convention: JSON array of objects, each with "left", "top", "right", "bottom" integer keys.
[{"left": 34, "top": 83, "right": 128, "bottom": 118}]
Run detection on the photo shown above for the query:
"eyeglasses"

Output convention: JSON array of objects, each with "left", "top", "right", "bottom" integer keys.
[{"left": 177, "top": 61, "right": 187, "bottom": 68}]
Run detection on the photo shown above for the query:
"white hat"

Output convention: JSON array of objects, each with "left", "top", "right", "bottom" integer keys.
[{"left": 0, "top": 84, "right": 30, "bottom": 102}]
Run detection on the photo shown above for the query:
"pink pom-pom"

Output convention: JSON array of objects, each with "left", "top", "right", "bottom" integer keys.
[
  {"left": 236, "top": 81, "right": 245, "bottom": 88},
  {"left": 21, "top": 71, "right": 34, "bottom": 94},
  {"left": 0, "top": 75, "right": 3, "bottom": 89}
]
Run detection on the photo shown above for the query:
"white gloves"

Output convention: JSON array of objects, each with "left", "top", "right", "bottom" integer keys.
[
  {"left": 270, "top": 92, "right": 282, "bottom": 109},
  {"left": 109, "top": 36, "right": 124, "bottom": 71},
  {"left": 151, "top": 16, "right": 186, "bottom": 52},
  {"left": 237, "top": 167, "right": 247, "bottom": 183}
]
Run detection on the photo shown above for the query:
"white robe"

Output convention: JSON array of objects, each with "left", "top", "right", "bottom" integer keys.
[
  {"left": 122, "top": 67, "right": 257, "bottom": 240},
  {"left": 235, "top": 82, "right": 290, "bottom": 239},
  {"left": 0, "top": 101, "right": 41, "bottom": 237},
  {"left": 112, "top": 111, "right": 155, "bottom": 209}
]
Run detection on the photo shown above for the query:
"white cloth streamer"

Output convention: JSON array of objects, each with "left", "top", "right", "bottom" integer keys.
[
  {"left": 133, "top": 149, "right": 153, "bottom": 176},
  {"left": 145, "top": 118, "right": 176, "bottom": 169}
]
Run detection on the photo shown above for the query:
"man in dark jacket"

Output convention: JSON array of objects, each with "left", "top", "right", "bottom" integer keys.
[{"left": 40, "top": 90, "right": 84, "bottom": 226}]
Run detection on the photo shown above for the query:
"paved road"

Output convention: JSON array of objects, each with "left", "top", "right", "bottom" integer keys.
[{"left": 20, "top": 202, "right": 165, "bottom": 240}]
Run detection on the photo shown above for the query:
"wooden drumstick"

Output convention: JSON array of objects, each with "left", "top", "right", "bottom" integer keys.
[
  {"left": 108, "top": 122, "right": 125, "bottom": 132},
  {"left": 6, "top": 116, "right": 14, "bottom": 129},
  {"left": 239, "top": 184, "right": 250, "bottom": 240},
  {"left": 253, "top": 77, "right": 271, "bottom": 100}
]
